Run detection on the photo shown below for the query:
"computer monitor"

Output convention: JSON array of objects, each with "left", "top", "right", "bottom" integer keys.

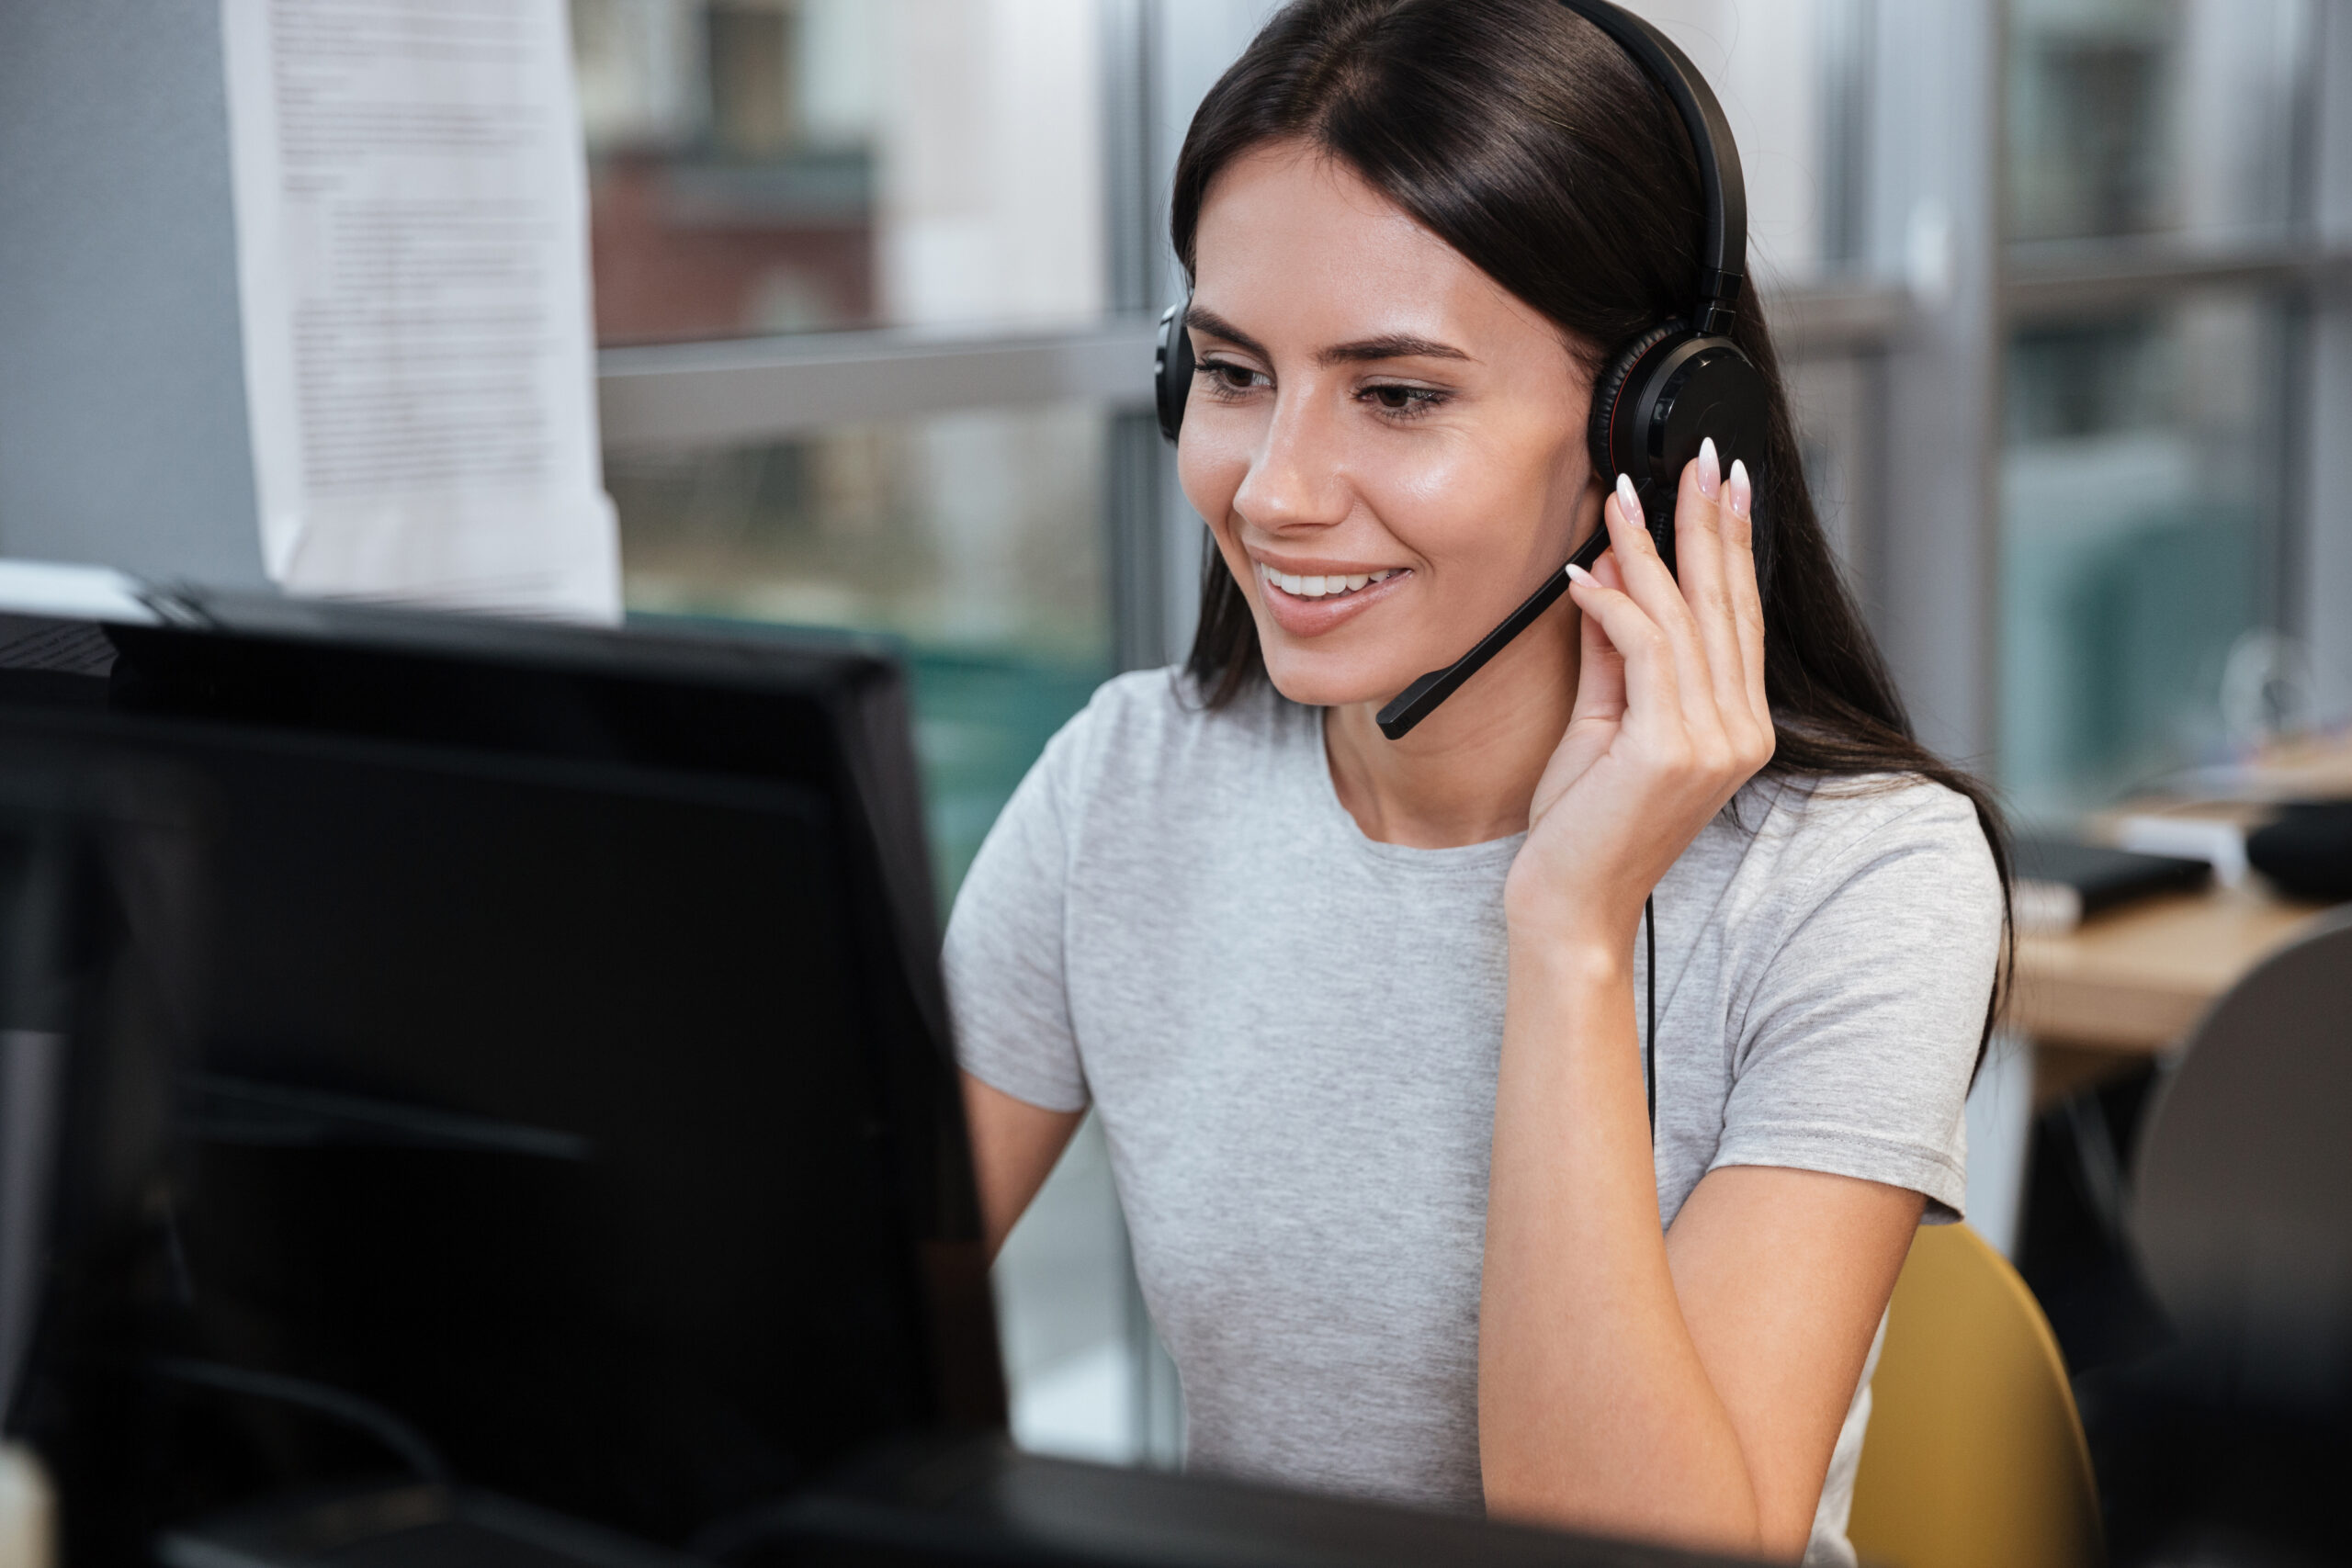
[{"left": 0, "top": 591, "right": 1001, "bottom": 1563}]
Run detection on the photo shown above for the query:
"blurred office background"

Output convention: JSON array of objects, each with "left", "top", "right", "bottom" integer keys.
[{"left": 1, "top": 0, "right": 2347, "bottom": 1518}]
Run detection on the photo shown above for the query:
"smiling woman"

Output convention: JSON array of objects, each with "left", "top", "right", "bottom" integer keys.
[
  {"left": 940, "top": 4, "right": 2011, "bottom": 1565},
  {"left": 1176, "top": 145, "right": 1600, "bottom": 726}
]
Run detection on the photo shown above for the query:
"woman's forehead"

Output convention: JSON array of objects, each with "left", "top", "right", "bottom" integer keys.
[
  {"left": 1195, "top": 146, "right": 1459, "bottom": 290},
  {"left": 1191, "top": 143, "right": 1555, "bottom": 355}
]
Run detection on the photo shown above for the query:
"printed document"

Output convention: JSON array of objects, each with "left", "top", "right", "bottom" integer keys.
[{"left": 221, "top": 0, "right": 619, "bottom": 617}]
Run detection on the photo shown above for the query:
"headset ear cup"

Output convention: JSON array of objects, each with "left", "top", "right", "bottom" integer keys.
[
  {"left": 1586, "top": 320, "right": 1686, "bottom": 483},
  {"left": 1155, "top": 301, "right": 1193, "bottom": 445}
]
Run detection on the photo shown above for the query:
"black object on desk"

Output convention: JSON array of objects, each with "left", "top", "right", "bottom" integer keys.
[
  {"left": 2246, "top": 800, "right": 2352, "bottom": 901},
  {"left": 764, "top": 1434, "right": 1750, "bottom": 1568},
  {"left": 0, "top": 590, "right": 1757, "bottom": 1568}
]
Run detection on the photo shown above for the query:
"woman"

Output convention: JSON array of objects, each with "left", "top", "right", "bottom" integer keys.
[{"left": 944, "top": 3, "right": 2007, "bottom": 1563}]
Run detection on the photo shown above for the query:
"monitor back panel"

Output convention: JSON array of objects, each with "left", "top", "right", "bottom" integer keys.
[{"left": 0, "top": 613, "right": 995, "bottom": 1558}]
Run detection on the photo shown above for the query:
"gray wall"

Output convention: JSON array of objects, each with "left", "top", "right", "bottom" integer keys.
[{"left": 0, "top": 0, "right": 269, "bottom": 587}]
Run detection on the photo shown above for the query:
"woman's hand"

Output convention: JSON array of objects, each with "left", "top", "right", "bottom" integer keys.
[
  {"left": 1483, "top": 440, "right": 1804, "bottom": 1554},
  {"left": 1502, "top": 437, "right": 1773, "bottom": 945}
]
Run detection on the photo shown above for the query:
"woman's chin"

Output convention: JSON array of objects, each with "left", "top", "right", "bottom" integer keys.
[{"left": 1258, "top": 649, "right": 1417, "bottom": 713}]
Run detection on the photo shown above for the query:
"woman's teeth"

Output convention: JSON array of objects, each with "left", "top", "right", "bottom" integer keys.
[{"left": 1258, "top": 563, "right": 1398, "bottom": 599}]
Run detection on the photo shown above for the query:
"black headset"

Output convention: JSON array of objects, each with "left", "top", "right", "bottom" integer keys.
[{"left": 1152, "top": 0, "right": 1773, "bottom": 743}]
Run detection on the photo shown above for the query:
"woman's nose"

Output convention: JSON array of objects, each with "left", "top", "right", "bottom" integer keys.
[{"left": 1232, "top": 387, "right": 1352, "bottom": 534}]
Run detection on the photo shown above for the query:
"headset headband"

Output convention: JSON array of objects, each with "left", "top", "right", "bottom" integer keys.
[{"left": 1555, "top": 1, "right": 1747, "bottom": 335}]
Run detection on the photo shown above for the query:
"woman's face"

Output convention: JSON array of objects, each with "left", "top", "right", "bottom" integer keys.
[{"left": 1180, "top": 142, "right": 1604, "bottom": 710}]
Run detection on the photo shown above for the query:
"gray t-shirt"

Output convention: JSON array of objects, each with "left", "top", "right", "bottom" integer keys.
[{"left": 944, "top": 671, "right": 2000, "bottom": 1564}]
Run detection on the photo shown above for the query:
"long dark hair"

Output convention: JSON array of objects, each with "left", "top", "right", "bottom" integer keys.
[{"left": 1172, "top": 0, "right": 2012, "bottom": 1044}]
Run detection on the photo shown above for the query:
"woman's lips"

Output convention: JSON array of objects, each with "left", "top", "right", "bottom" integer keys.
[{"left": 1253, "top": 560, "right": 1412, "bottom": 637}]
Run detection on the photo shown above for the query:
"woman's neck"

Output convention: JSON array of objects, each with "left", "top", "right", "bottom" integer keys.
[{"left": 1322, "top": 600, "right": 1580, "bottom": 849}]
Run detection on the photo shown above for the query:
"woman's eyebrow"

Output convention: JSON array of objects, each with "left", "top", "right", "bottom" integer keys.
[
  {"left": 1184, "top": 306, "right": 1271, "bottom": 361},
  {"left": 1316, "top": 334, "right": 1472, "bottom": 367},
  {"left": 1182, "top": 308, "right": 1471, "bottom": 369}
]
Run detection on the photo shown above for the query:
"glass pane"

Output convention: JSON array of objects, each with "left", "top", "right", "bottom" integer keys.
[
  {"left": 1998, "top": 293, "right": 2286, "bottom": 821},
  {"left": 2006, "top": 0, "right": 2310, "bottom": 245},
  {"left": 570, "top": 0, "right": 1104, "bottom": 344},
  {"left": 608, "top": 401, "right": 1114, "bottom": 898}
]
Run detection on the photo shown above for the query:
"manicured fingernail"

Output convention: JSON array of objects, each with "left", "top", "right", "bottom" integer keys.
[
  {"left": 1565, "top": 562, "right": 1598, "bottom": 587},
  {"left": 1726, "top": 459, "right": 1751, "bottom": 519},
  {"left": 1698, "top": 436, "right": 1720, "bottom": 497},
  {"left": 1615, "top": 472, "right": 1641, "bottom": 525}
]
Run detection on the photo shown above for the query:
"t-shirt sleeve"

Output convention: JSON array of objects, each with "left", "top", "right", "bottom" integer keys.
[
  {"left": 1712, "top": 788, "right": 2002, "bottom": 1222},
  {"left": 940, "top": 715, "right": 1091, "bottom": 1113}
]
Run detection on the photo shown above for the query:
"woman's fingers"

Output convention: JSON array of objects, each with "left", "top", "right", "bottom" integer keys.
[
  {"left": 1602, "top": 473, "right": 1697, "bottom": 648},
  {"left": 1673, "top": 440, "right": 1753, "bottom": 731},
  {"left": 1590, "top": 545, "right": 1629, "bottom": 594},
  {"left": 1607, "top": 472, "right": 1739, "bottom": 776},
  {"left": 1567, "top": 551, "right": 1628, "bottom": 728},
  {"left": 1592, "top": 451, "right": 1776, "bottom": 797},
  {"left": 1724, "top": 460, "right": 1773, "bottom": 741},
  {"left": 1604, "top": 475, "right": 1718, "bottom": 727},
  {"left": 1566, "top": 554, "right": 1682, "bottom": 754}
]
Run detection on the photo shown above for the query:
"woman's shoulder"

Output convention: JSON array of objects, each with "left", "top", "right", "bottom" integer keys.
[
  {"left": 1033, "top": 665, "right": 1305, "bottom": 810},
  {"left": 1698, "top": 772, "right": 2004, "bottom": 1049},
  {"left": 1752, "top": 768, "right": 1988, "bottom": 838},
  {"left": 1728, "top": 770, "right": 1999, "bottom": 906},
  {"left": 1063, "top": 663, "right": 1294, "bottom": 748}
]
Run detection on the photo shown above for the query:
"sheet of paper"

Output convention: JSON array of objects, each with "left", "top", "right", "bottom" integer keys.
[{"left": 220, "top": 0, "right": 619, "bottom": 619}]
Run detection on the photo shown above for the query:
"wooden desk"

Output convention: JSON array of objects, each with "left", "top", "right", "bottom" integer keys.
[
  {"left": 2007, "top": 731, "right": 2352, "bottom": 1106},
  {"left": 2011, "top": 882, "right": 2335, "bottom": 1106}
]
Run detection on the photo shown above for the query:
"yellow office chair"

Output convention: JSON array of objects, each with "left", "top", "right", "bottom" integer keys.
[{"left": 1847, "top": 1223, "right": 2103, "bottom": 1568}]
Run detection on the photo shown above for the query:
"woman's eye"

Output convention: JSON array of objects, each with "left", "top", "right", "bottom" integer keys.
[
  {"left": 1195, "top": 360, "right": 1266, "bottom": 398},
  {"left": 1362, "top": 383, "right": 1446, "bottom": 419}
]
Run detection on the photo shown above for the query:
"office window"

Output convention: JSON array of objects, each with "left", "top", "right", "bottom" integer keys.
[
  {"left": 573, "top": 0, "right": 1122, "bottom": 897},
  {"left": 2007, "top": 0, "right": 2311, "bottom": 245},
  {"left": 1998, "top": 292, "right": 2288, "bottom": 820},
  {"left": 1996, "top": 0, "right": 2323, "bottom": 826},
  {"left": 607, "top": 404, "right": 1113, "bottom": 896}
]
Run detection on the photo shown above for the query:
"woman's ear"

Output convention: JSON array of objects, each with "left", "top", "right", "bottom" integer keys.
[
  {"left": 1560, "top": 338, "right": 1608, "bottom": 515},
  {"left": 1567, "top": 467, "right": 1610, "bottom": 553}
]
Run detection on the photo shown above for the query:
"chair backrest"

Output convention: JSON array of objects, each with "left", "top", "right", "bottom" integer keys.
[
  {"left": 1848, "top": 1224, "right": 2103, "bottom": 1568},
  {"left": 2129, "top": 907, "right": 2352, "bottom": 1412}
]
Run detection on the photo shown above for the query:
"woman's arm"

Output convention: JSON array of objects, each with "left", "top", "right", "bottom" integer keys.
[
  {"left": 1483, "top": 941, "right": 1921, "bottom": 1553},
  {"left": 1480, "top": 446, "right": 1923, "bottom": 1559},
  {"left": 1665, "top": 1166, "right": 1922, "bottom": 1547},
  {"left": 962, "top": 1071, "right": 1085, "bottom": 1259}
]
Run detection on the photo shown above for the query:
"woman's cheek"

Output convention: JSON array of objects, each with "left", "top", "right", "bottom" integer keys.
[
  {"left": 1348, "top": 441, "right": 1493, "bottom": 563},
  {"left": 1175, "top": 418, "right": 1253, "bottom": 537}
]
